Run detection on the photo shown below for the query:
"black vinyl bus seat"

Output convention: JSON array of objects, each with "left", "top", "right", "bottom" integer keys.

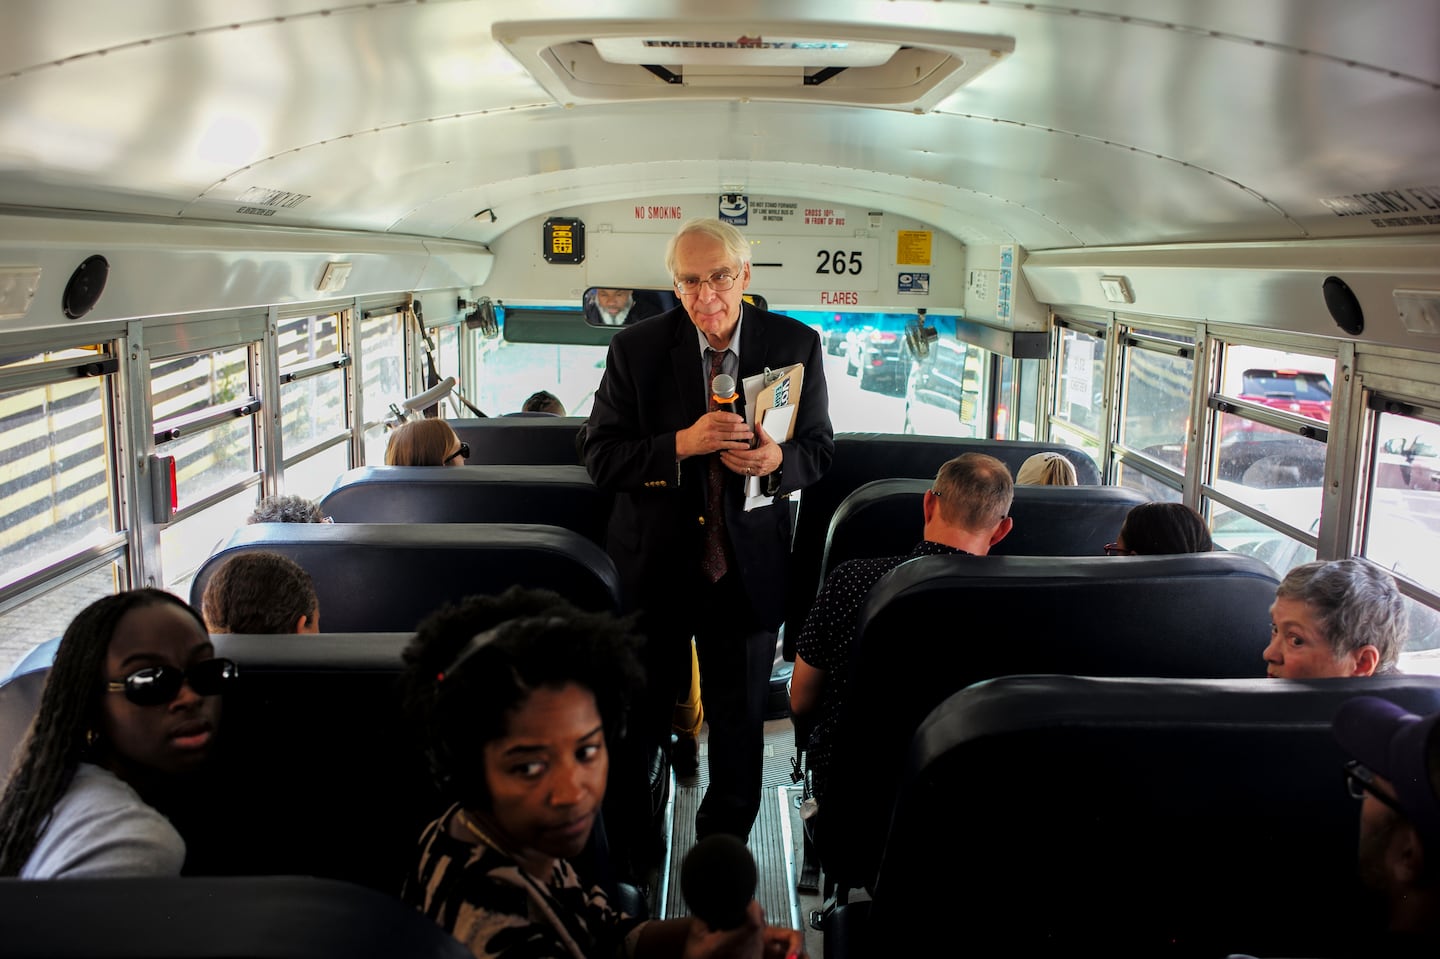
[
  {"left": 818, "top": 479, "right": 1149, "bottom": 584},
  {"left": 319, "top": 464, "right": 610, "bottom": 545},
  {"left": 784, "top": 433, "right": 1100, "bottom": 658},
  {"left": 815, "top": 551, "right": 1279, "bottom": 898},
  {"left": 446, "top": 416, "right": 585, "bottom": 465},
  {"left": 191, "top": 522, "right": 622, "bottom": 632},
  {"left": 0, "top": 638, "right": 430, "bottom": 893},
  {"left": 0, "top": 666, "right": 47, "bottom": 786},
  {"left": 191, "top": 632, "right": 436, "bottom": 892},
  {"left": 205, "top": 632, "right": 655, "bottom": 905},
  {"left": 838, "top": 674, "right": 1440, "bottom": 959},
  {"left": 0, "top": 875, "right": 471, "bottom": 959},
  {"left": 0, "top": 636, "right": 659, "bottom": 902}
]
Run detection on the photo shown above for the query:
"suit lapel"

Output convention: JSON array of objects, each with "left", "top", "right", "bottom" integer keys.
[
  {"left": 738, "top": 303, "right": 766, "bottom": 383},
  {"left": 670, "top": 313, "right": 707, "bottom": 425}
]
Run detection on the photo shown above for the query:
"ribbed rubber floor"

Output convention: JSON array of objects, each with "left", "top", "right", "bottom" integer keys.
[{"left": 659, "top": 719, "right": 803, "bottom": 931}]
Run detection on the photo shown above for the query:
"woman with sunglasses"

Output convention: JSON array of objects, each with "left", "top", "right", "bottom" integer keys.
[
  {"left": 386, "top": 417, "right": 469, "bottom": 466},
  {"left": 399, "top": 585, "right": 805, "bottom": 959},
  {"left": 0, "top": 589, "right": 236, "bottom": 878}
]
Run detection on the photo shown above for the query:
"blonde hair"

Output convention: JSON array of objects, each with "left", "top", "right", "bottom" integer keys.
[
  {"left": 385, "top": 418, "right": 461, "bottom": 466},
  {"left": 1016, "top": 452, "right": 1078, "bottom": 486}
]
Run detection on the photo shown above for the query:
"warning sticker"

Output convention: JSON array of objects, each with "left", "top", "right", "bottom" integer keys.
[
  {"left": 1319, "top": 186, "right": 1440, "bottom": 229},
  {"left": 896, "top": 231, "right": 931, "bottom": 266},
  {"left": 898, "top": 273, "right": 929, "bottom": 295}
]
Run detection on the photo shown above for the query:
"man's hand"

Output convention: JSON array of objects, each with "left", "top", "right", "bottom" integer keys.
[
  {"left": 720, "top": 420, "right": 782, "bottom": 479},
  {"left": 677, "top": 411, "right": 754, "bottom": 459}
]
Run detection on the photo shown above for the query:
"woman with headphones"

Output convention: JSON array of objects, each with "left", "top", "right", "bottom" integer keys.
[{"left": 398, "top": 585, "right": 804, "bottom": 959}]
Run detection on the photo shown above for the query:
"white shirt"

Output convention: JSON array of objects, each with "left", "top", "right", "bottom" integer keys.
[{"left": 21, "top": 762, "right": 186, "bottom": 879}]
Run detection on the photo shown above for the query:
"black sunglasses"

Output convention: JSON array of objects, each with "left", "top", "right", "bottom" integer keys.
[
  {"left": 105, "top": 658, "right": 239, "bottom": 707},
  {"left": 1342, "top": 760, "right": 1407, "bottom": 818},
  {"left": 448, "top": 441, "right": 470, "bottom": 462}
]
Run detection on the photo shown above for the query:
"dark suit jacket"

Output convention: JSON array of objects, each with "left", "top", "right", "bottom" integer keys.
[{"left": 583, "top": 304, "right": 834, "bottom": 629}]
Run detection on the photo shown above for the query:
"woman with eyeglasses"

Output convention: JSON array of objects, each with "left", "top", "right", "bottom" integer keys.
[
  {"left": 0, "top": 589, "right": 236, "bottom": 878},
  {"left": 1264, "top": 559, "right": 1407, "bottom": 679},
  {"left": 386, "top": 417, "right": 469, "bottom": 466}
]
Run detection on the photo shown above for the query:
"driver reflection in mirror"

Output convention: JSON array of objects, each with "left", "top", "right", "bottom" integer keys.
[{"left": 587, "top": 288, "right": 635, "bottom": 326}]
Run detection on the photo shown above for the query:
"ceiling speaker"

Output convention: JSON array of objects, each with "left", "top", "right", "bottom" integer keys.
[
  {"left": 62, "top": 254, "right": 108, "bottom": 319},
  {"left": 1323, "top": 275, "right": 1364, "bottom": 336}
]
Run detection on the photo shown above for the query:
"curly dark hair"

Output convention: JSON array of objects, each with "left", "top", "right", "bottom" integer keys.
[
  {"left": 0, "top": 589, "right": 207, "bottom": 876},
  {"left": 399, "top": 586, "right": 644, "bottom": 811}
]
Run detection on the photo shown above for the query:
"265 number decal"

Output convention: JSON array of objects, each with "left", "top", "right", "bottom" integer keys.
[{"left": 816, "top": 250, "right": 864, "bottom": 275}]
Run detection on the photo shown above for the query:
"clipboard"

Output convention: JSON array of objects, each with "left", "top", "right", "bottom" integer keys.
[
  {"left": 741, "top": 363, "right": 804, "bottom": 440},
  {"left": 742, "top": 362, "right": 805, "bottom": 510}
]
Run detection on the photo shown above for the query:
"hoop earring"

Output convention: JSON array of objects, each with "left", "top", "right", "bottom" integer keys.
[{"left": 84, "top": 728, "right": 99, "bottom": 747}]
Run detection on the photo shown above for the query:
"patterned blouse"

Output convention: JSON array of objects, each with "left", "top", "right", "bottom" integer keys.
[
  {"left": 794, "top": 540, "right": 967, "bottom": 802},
  {"left": 402, "top": 804, "right": 648, "bottom": 959}
]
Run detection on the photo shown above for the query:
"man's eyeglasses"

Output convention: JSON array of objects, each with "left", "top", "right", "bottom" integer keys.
[
  {"left": 1104, "top": 543, "right": 1135, "bottom": 556},
  {"left": 447, "top": 441, "right": 470, "bottom": 463},
  {"left": 106, "top": 658, "right": 239, "bottom": 707},
  {"left": 1343, "top": 760, "right": 1407, "bottom": 818},
  {"left": 673, "top": 271, "right": 738, "bottom": 295}
]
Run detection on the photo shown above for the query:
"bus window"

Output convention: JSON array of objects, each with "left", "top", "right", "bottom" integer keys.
[
  {"left": 473, "top": 304, "right": 603, "bottom": 418},
  {"left": 1362, "top": 408, "right": 1440, "bottom": 674},
  {"left": 1366, "top": 410, "right": 1440, "bottom": 595},
  {"left": 359, "top": 309, "right": 407, "bottom": 464},
  {"left": 1049, "top": 322, "right": 1106, "bottom": 462},
  {"left": 1203, "top": 343, "right": 1334, "bottom": 578},
  {"left": 1114, "top": 328, "right": 1194, "bottom": 499},
  {"left": 433, "top": 323, "right": 461, "bottom": 394},
  {"left": 794, "top": 309, "right": 966, "bottom": 435},
  {"left": 151, "top": 344, "right": 260, "bottom": 592},
  {"left": 278, "top": 311, "right": 352, "bottom": 500},
  {"left": 901, "top": 335, "right": 989, "bottom": 439},
  {"left": 0, "top": 347, "right": 125, "bottom": 677}
]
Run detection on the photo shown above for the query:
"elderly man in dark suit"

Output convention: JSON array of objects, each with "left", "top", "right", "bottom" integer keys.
[{"left": 584, "top": 217, "right": 833, "bottom": 857}]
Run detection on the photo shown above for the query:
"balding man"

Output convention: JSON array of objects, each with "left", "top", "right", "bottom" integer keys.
[{"left": 790, "top": 452, "right": 1014, "bottom": 806}]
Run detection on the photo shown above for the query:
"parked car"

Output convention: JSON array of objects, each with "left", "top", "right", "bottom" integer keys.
[
  {"left": 822, "top": 314, "right": 849, "bottom": 356},
  {"left": 1375, "top": 432, "right": 1440, "bottom": 492},
  {"left": 1238, "top": 368, "right": 1332, "bottom": 420},
  {"left": 902, "top": 336, "right": 982, "bottom": 437},
  {"left": 844, "top": 317, "right": 907, "bottom": 394}
]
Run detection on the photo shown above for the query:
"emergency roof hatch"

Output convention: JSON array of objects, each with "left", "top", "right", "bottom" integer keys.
[{"left": 494, "top": 19, "right": 1015, "bottom": 112}]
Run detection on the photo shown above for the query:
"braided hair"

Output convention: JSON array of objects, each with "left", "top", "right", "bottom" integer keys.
[{"left": 0, "top": 589, "right": 206, "bottom": 876}]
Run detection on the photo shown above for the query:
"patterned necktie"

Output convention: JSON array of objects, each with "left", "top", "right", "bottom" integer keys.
[{"left": 701, "top": 349, "right": 728, "bottom": 582}]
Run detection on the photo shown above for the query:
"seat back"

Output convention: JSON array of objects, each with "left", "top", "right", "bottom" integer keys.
[
  {"left": 1, "top": 639, "right": 440, "bottom": 893},
  {"left": 178, "top": 632, "right": 438, "bottom": 892},
  {"left": 785, "top": 434, "right": 1100, "bottom": 654},
  {"left": 445, "top": 416, "right": 585, "bottom": 465},
  {"left": 819, "top": 551, "right": 1279, "bottom": 891},
  {"left": 864, "top": 674, "right": 1440, "bottom": 957},
  {"left": 0, "top": 874, "right": 471, "bottom": 959},
  {"left": 191, "top": 522, "right": 622, "bottom": 631},
  {"left": 0, "top": 666, "right": 48, "bottom": 786},
  {"left": 319, "top": 464, "right": 609, "bottom": 544},
  {"left": 819, "top": 479, "right": 1148, "bottom": 583}
]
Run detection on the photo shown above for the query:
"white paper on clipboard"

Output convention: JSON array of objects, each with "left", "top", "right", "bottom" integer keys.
[
  {"left": 743, "top": 404, "right": 797, "bottom": 511},
  {"left": 740, "top": 372, "right": 767, "bottom": 430}
]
